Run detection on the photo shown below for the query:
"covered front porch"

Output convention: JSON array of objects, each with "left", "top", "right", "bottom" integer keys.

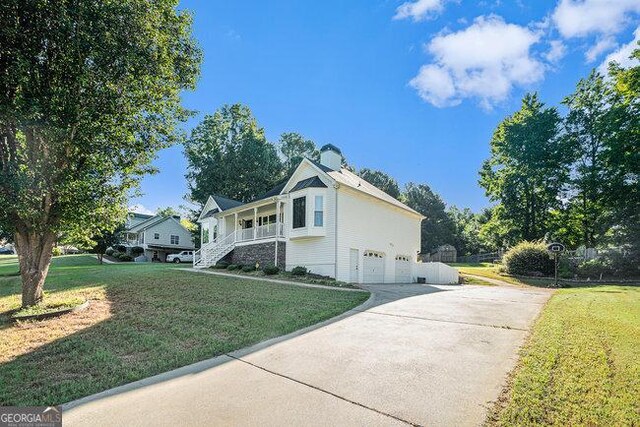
[{"left": 219, "top": 199, "right": 286, "bottom": 243}]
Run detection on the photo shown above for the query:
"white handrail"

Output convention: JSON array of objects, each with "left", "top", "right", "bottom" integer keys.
[{"left": 194, "top": 232, "right": 236, "bottom": 267}]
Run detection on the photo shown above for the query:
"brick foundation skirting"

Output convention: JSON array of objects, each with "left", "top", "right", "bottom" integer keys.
[{"left": 226, "top": 241, "right": 286, "bottom": 268}]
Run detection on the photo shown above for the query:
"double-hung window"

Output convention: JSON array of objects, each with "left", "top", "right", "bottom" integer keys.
[
  {"left": 170, "top": 235, "right": 179, "bottom": 245},
  {"left": 293, "top": 196, "right": 306, "bottom": 229},
  {"left": 314, "top": 195, "right": 324, "bottom": 226}
]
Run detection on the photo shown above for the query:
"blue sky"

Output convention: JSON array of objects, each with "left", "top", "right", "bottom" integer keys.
[{"left": 130, "top": 0, "right": 640, "bottom": 215}]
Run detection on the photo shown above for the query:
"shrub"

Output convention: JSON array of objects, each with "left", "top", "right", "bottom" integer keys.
[
  {"left": 577, "top": 258, "right": 613, "bottom": 279},
  {"left": 111, "top": 250, "right": 121, "bottom": 259},
  {"left": 118, "top": 254, "right": 133, "bottom": 262},
  {"left": 114, "top": 245, "right": 127, "bottom": 253},
  {"left": 241, "top": 265, "right": 254, "bottom": 272},
  {"left": 105, "top": 248, "right": 114, "bottom": 256},
  {"left": 557, "top": 256, "right": 578, "bottom": 279},
  {"left": 263, "top": 265, "right": 280, "bottom": 275},
  {"left": 51, "top": 247, "right": 63, "bottom": 256},
  {"left": 503, "top": 241, "right": 554, "bottom": 276},
  {"left": 607, "top": 251, "right": 639, "bottom": 277},
  {"left": 130, "top": 246, "right": 144, "bottom": 256},
  {"left": 214, "top": 261, "right": 229, "bottom": 269},
  {"left": 291, "top": 266, "right": 308, "bottom": 276},
  {"left": 227, "top": 264, "right": 239, "bottom": 271}
]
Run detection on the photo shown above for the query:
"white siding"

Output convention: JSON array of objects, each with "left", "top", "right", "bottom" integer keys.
[
  {"left": 285, "top": 162, "right": 337, "bottom": 276},
  {"left": 285, "top": 186, "right": 336, "bottom": 277},
  {"left": 144, "top": 218, "right": 194, "bottom": 249},
  {"left": 335, "top": 186, "right": 422, "bottom": 283}
]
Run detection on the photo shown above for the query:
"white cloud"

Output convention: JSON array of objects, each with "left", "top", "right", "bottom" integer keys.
[
  {"left": 128, "top": 204, "right": 155, "bottom": 215},
  {"left": 545, "top": 39, "right": 567, "bottom": 63},
  {"left": 409, "top": 64, "right": 458, "bottom": 107},
  {"left": 598, "top": 27, "right": 640, "bottom": 72},
  {"left": 394, "top": 0, "right": 446, "bottom": 21},
  {"left": 585, "top": 36, "right": 617, "bottom": 62},
  {"left": 409, "top": 15, "right": 545, "bottom": 109},
  {"left": 552, "top": 0, "right": 640, "bottom": 38}
]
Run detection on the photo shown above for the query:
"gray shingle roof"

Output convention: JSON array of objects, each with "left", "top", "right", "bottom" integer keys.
[
  {"left": 308, "top": 159, "right": 334, "bottom": 173},
  {"left": 201, "top": 208, "right": 219, "bottom": 219},
  {"left": 249, "top": 180, "right": 288, "bottom": 203},
  {"left": 289, "top": 176, "right": 327, "bottom": 192},
  {"left": 211, "top": 195, "right": 244, "bottom": 211},
  {"left": 325, "top": 167, "right": 423, "bottom": 217}
]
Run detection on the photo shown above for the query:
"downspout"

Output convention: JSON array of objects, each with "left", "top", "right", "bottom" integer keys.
[{"left": 334, "top": 183, "right": 340, "bottom": 279}]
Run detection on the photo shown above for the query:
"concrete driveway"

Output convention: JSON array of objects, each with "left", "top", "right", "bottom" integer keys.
[{"left": 64, "top": 283, "right": 551, "bottom": 426}]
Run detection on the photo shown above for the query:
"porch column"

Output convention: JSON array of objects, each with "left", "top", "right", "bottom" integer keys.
[
  {"left": 276, "top": 201, "right": 281, "bottom": 237},
  {"left": 253, "top": 207, "right": 258, "bottom": 240},
  {"left": 275, "top": 201, "right": 280, "bottom": 266},
  {"left": 234, "top": 212, "right": 238, "bottom": 241}
]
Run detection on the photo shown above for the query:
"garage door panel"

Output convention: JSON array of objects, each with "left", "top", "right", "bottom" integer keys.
[
  {"left": 363, "top": 251, "right": 385, "bottom": 283},
  {"left": 395, "top": 256, "right": 411, "bottom": 283}
]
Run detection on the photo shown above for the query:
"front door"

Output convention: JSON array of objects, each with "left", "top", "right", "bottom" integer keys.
[{"left": 349, "top": 249, "right": 359, "bottom": 283}]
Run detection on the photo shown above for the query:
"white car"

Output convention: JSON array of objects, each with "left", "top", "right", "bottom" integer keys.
[{"left": 166, "top": 251, "right": 194, "bottom": 263}]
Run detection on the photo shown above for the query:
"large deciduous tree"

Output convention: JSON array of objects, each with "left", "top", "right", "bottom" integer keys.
[
  {"left": 0, "top": 0, "right": 201, "bottom": 307},
  {"left": 278, "top": 132, "right": 319, "bottom": 176},
  {"left": 479, "top": 93, "right": 570, "bottom": 245},
  {"left": 184, "top": 104, "right": 283, "bottom": 205},
  {"left": 606, "top": 48, "right": 640, "bottom": 262},
  {"left": 562, "top": 71, "right": 617, "bottom": 248},
  {"left": 357, "top": 168, "right": 401, "bottom": 199},
  {"left": 403, "top": 183, "right": 455, "bottom": 253},
  {"left": 447, "top": 206, "right": 489, "bottom": 256}
]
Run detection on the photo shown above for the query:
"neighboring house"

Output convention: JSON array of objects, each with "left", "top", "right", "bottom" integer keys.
[
  {"left": 196, "top": 144, "right": 426, "bottom": 283},
  {"left": 125, "top": 212, "right": 155, "bottom": 228},
  {"left": 121, "top": 213, "right": 195, "bottom": 262}
]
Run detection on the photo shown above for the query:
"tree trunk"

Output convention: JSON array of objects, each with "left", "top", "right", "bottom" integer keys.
[{"left": 14, "top": 230, "right": 56, "bottom": 308}]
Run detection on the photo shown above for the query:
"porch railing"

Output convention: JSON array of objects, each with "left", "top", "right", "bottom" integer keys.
[{"left": 235, "top": 223, "right": 285, "bottom": 242}]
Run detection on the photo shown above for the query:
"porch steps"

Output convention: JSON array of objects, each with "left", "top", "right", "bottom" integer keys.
[{"left": 193, "top": 234, "right": 236, "bottom": 269}]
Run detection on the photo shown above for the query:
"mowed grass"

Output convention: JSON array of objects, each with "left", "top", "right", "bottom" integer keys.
[
  {"left": 489, "top": 285, "right": 640, "bottom": 426},
  {"left": 0, "top": 255, "right": 369, "bottom": 406},
  {"left": 452, "top": 262, "right": 556, "bottom": 287}
]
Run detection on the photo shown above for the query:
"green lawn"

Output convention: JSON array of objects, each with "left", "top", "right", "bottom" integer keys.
[
  {"left": 460, "top": 275, "right": 497, "bottom": 286},
  {"left": 451, "top": 262, "right": 556, "bottom": 287},
  {"left": 208, "top": 266, "right": 358, "bottom": 288},
  {"left": 0, "top": 255, "right": 369, "bottom": 406},
  {"left": 488, "top": 285, "right": 640, "bottom": 426}
]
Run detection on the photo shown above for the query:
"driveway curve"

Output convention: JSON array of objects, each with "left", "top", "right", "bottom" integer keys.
[{"left": 64, "top": 283, "right": 552, "bottom": 426}]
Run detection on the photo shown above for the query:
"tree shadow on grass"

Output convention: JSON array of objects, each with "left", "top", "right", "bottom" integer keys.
[{"left": 0, "top": 264, "right": 447, "bottom": 407}]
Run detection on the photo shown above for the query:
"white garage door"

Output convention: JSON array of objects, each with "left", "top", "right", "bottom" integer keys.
[
  {"left": 395, "top": 255, "right": 411, "bottom": 283},
  {"left": 363, "top": 250, "right": 385, "bottom": 283}
]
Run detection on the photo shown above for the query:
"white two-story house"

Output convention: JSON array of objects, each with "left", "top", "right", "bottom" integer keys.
[
  {"left": 196, "top": 145, "right": 425, "bottom": 284},
  {"left": 122, "top": 213, "right": 195, "bottom": 262}
]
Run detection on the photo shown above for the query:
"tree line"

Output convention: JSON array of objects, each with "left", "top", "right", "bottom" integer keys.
[
  {"left": 185, "top": 48, "right": 638, "bottom": 262},
  {"left": 480, "top": 52, "right": 638, "bottom": 262},
  {"left": 183, "top": 103, "right": 489, "bottom": 256}
]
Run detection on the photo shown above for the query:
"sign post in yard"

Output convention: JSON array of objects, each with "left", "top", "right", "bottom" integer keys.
[{"left": 547, "top": 242, "right": 566, "bottom": 287}]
